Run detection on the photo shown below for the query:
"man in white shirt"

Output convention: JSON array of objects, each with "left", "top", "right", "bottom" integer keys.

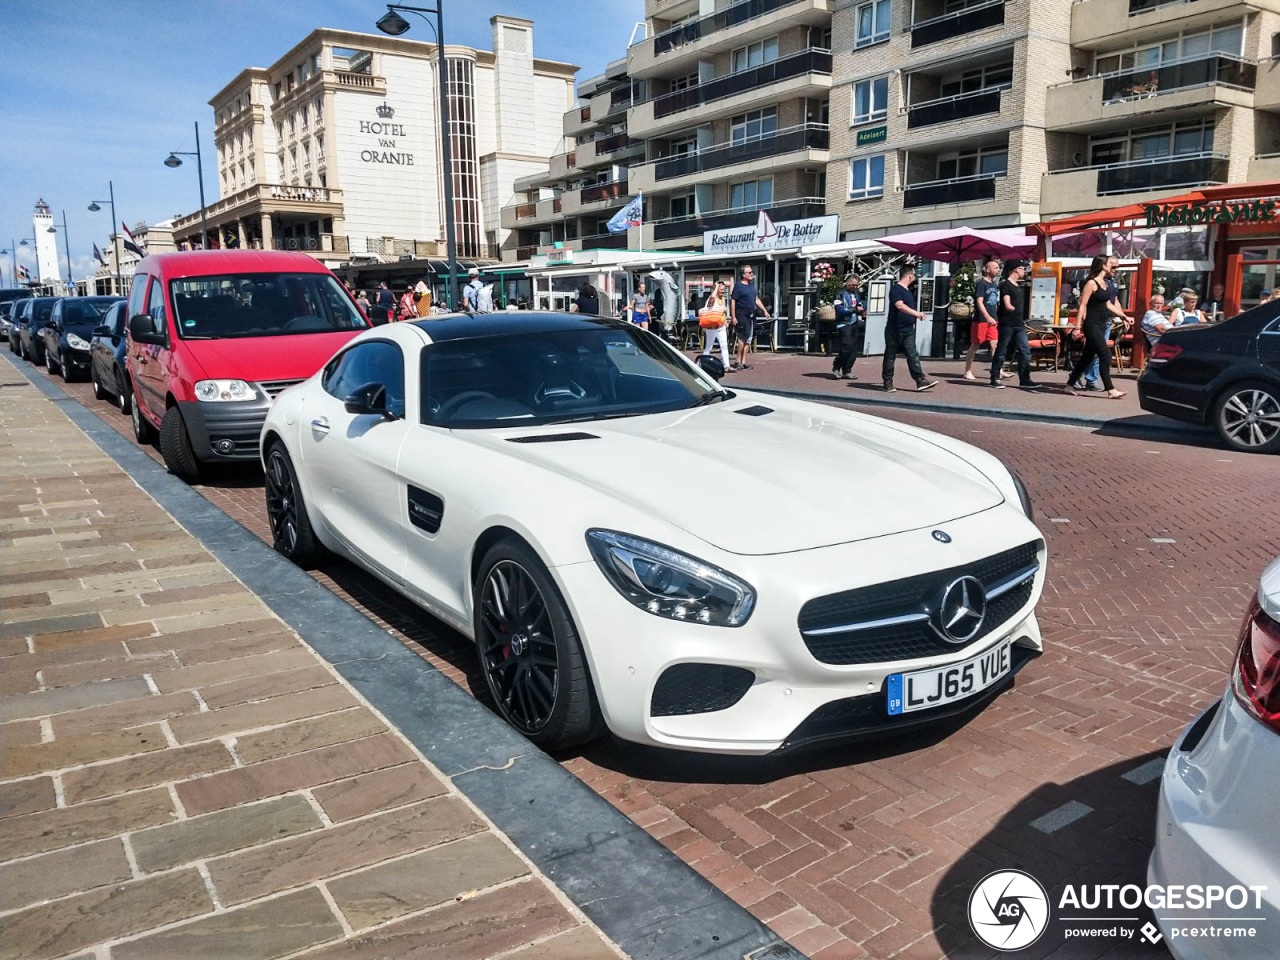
[
  {"left": 462, "top": 268, "right": 485, "bottom": 313},
  {"left": 1140, "top": 294, "right": 1174, "bottom": 345}
]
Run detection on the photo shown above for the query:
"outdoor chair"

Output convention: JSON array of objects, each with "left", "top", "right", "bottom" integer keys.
[{"left": 1026, "top": 322, "right": 1060, "bottom": 371}]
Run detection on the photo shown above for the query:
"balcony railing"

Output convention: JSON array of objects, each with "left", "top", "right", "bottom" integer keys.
[
  {"left": 514, "top": 203, "right": 537, "bottom": 219},
  {"left": 581, "top": 180, "right": 628, "bottom": 204},
  {"left": 1128, "top": 0, "right": 1186, "bottom": 13},
  {"left": 1100, "top": 54, "right": 1256, "bottom": 103},
  {"left": 653, "top": 48, "right": 832, "bottom": 119},
  {"left": 609, "top": 86, "right": 633, "bottom": 107},
  {"left": 652, "top": 0, "right": 803, "bottom": 56},
  {"left": 907, "top": 87, "right": 1004, "bottom": 128},
  {"left": 911, "top": 0, "right": 1004, "bottom": 49},
  {"left": 578, "top": 232, "right": 629, "bottom": 249},
  {"left": 903, "top": 172, "right": 1001, "bottom": 209},
  {"left": 651, "top": 197, "right": 826, "bottom": 240},
  {"left": 1092, "top": 152, "right": 1229, "bottom": 195},
  {"left": 272, "top": 234, "right": 349, "bottom": 253},
  {"left": 652, "top": 124, "right": 829, "bottom": 180},
  {"left": 593, "top": 131, "right": 635, "bottom": 154},
  {"left": 516, "top": 246, "right": 537, "bottom": 260}
]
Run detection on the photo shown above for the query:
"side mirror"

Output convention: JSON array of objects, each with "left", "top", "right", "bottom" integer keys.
[
  {"left": 92, "top": 325, "right": 111, "bottom": 337},
  {"left": 128, "top": 314, "right": 164, "bottom": 345},
  {"left": 344, "top": 382, "right": 396, "bottom": 420}
]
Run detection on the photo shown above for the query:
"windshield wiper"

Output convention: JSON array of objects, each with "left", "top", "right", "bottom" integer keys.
[
  {"left": 542, "top": 410, "right": 646, "bottom": 424},
  {"left": 688, "top": 389, "right": 735, "bottom": 408}
]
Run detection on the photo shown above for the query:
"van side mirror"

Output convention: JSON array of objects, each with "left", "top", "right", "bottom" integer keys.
[
  {"left": 344, "top": 382, "right": 396, "bottom": 420},
  {"left": 128, "top": 314, "right": 164, "bottom": 345}
]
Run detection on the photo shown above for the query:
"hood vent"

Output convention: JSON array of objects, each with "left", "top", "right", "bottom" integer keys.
[
  {"left": 734, "top": 405, "right": 774, "bottom": 417},
  {"left": 507, "top": 432, "right": 600, "bottom": 443}
]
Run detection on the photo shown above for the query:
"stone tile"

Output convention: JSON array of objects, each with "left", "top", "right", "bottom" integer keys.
[
  {"left": 150, "top": 647, "right": 317, "bottom": 694},
  {"left": 137, "top": 581, "right": 246, "bottom": 606},
  {"left": 102, "top": 594, "right": 260, "bottom": 627},
  {"left": 127, "top": 619, "right": 294, "bottom": 662},
  {"left": 0, "top": 838, "right": 132, "bottom": 911},
  {"left": 39, "top": 651, "right": 176, "bottom": 689},
  {"left": 0, "top": 676, "right": 152, "bottom": 722},
  {"left": 112, "top": 886, "right": 342, "bottom": 960},
  {"left": 168, "top": 684, "right": 359, "bottom": 747},
  {"left": 1, "top": 719, "right": 42, "bottom": 746},
  {"left": 0, "top": 787, "right": 174, "bottom": 861},
  {"left": 311, "top": 762, "right": 448, "bottom": 823},
  {"left": 132, "top": 795, "right": 324, "bottom": 874},
  {"left": 198, "top": 664, "right": 337, "bottom": 711},
  {"left": 495, "top": 926, "right": 621, "bottom": 960},
  {"left": 3, "top": 725, "right": 168, "bottom": 779},
  {"left": 63, "top": 741, "right": 236, "bottom": 805},
  {"left": 0, "top": 868, "right": 212, "bottom": 960},
  {"left": 51, "top": 690, "right": 199, "bottom": 737},
  {"left": 296, "top": 878, "right": 574, "bottom": 960},
  {"left": 329, "top": 832, "right": 529, "bottom": 929},
  {"left": 0, "top": 777, "right": 56, "bottom": 820},
  {"left": 208, "top": 796, "right": 484, "bottom": 906},
  {"left": 0, "top": 612, "right": 101, "bottom": 641},
  {"left": 233, "top": 709, "right": 389, "bottom": 765},
  {"left": 0, "top": 666, "right": 40, "bottom": 696}
]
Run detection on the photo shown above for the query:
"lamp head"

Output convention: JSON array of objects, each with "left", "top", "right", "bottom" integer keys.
[
  {"left": 19, "top": 239, "right": 28, "bottom": 246},
  {"left": 164, "top": 154, "right": 183, "bottom": 168},
  {"left": 48, "top": 226, "right": 57, "bottom": 233},
  {"left": 88, "top": 202, "right": 101, "bottom": 212},
  {"left": 376, "top": 8, "right": 411, "bottom": 35}
]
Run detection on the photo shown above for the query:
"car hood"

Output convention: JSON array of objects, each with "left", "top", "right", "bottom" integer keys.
[
  {"left": 179, "top": 331, "right": 361, "bottom": 382},
  {"left": 461, "top": 397, "right": 1005, "bottom": 555}
]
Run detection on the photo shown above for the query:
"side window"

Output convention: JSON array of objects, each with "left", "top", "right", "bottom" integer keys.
[
  {"left": 50, "top": 301, "right": 63, "bottom": 327},
  {"left": 127, "top": 274, "right": 148, "bottom": 319},
  {"left": 323, "top": 342, "right": 405, "bottom": 418},
  {"left": 112, "top": 303, "right": 127, "bottom": 336},
  {"left": 147, "top": 278, "right": 167, "bottom": 338}
]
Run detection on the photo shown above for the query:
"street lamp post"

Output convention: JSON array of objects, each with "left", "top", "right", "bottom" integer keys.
[
  {"left": 376, "top": 3, "right": 458, "bottom": 310},
  {"left": 46, "top": 212, "right": 74, "bottom": 291},
  {"left": 165, "top": 121, "right": 210, "bottom": 249},
  {"left": 88, "top": 182, "right": 123, "bottom": 296},
  {"left": 0, "top": 242, "right": 17, "bottom": 287}
]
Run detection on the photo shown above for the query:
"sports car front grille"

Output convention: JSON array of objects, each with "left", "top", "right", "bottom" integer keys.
[
  {"left": 650, "top": 663, "right": 755, "bottom": 717},
  {"left": 797, "top": 541, "right": 1042, "bottom": 665},
  {"left": 258, "top": 378, "right": 304, "bottom": 398}
]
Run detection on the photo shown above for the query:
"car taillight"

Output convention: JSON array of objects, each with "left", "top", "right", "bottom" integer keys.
[
  {"left": 1232, "top": 600, "right": 1280, "bottom": 733},
  {"left": 1149, "top": 342, "right": 1183, "bottom": 363}
]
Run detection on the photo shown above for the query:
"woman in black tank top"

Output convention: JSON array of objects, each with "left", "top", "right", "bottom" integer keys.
[{"left": 1067, "top": 255, "right": 1128, "bottom": 398}]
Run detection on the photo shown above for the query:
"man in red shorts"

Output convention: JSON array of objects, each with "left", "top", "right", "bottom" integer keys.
[{"left": 964, "top": 257, "right": 1011, "bottom": 381}]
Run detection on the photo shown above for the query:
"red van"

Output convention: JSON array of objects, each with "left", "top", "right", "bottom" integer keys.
[{"left": 126, "top": 250, "right": 369, "bottom": 482}]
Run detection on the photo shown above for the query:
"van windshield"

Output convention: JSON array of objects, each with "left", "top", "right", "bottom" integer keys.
[{"left": 169, "top": 273, "right": 368, "bottom": 340}]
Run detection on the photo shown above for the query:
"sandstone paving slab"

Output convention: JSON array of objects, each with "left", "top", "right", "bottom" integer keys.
[{"left": 0, "top": 837, "right": 132, "bottom": 911}]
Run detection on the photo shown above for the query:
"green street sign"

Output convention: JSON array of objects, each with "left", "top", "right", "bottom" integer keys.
[{"left": 856, "top": 125, "right": 888, "bottom": 147}]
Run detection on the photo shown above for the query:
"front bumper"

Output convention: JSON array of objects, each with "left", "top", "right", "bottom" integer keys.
[
  {"left": 1148, "top": 693, "right": 1280, "bottom": 960},
  {"left": 177, "top": 396, "right": 272, "bottom": 462},
  {"left": 554, "top": 507, "right": 1046, "bottom": 754},
  {"left": 62, "top": 346, "right": 91, "bottom": 375}
]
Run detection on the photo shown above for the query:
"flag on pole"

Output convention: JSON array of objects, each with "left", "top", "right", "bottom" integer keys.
[
  {"left": 120, "top": 222, "right": 145, "bottom": 258},
  {"left": 93, "top": 243, "right": 107, "bottom": 266},
  {"left": 606, "top": 192, "right": 643, "bottom": 234},
  {"left": 225, "top": 229, "right": 240, "bottom": 249},
  {"left": 17, "top": 264, "right": 31, "bottom": 282}
]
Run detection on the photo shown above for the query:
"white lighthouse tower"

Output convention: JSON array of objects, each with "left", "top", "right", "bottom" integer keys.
[{"left": 32, "top": 198, "right": 62, "bottom": 284}]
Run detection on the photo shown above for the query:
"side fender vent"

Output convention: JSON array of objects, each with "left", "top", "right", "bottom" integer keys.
[
  {"left": 734, "top": 405, "right": 774, "bottom": 417},
  {"left": 507, "top": 432, "right": 600, "bottom": 443},
  {"left": 407, "top": 486, "right": 444, "bottom": 534}
]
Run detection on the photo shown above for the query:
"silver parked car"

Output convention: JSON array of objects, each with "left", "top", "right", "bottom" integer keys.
[{"left": 1148, "top": 555, "right": 1280, "bottom": 959}]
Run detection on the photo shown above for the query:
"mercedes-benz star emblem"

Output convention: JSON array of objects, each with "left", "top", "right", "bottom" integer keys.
[
  {"left": 937, "top": 575, "right": 987, "bottom": 644},
  {"left": 932, "top": 530, "right": 951, "bottom": 543}
]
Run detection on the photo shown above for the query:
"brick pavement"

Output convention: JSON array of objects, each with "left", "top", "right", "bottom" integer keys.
[
  {"left": 0, "top": 374, "right": 622, "bottom": 960},
  {"left": 13, "top": 349, "right": 1280, "bottom": 959}
]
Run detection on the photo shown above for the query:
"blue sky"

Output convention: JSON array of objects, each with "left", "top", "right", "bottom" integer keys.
[{"left": 0, "top": 0, "right": 644, "bottom": 286}]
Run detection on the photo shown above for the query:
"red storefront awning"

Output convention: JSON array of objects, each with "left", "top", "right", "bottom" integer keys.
[{"left": 1028, "top": 181, "right": 1280, "bottom": 237}]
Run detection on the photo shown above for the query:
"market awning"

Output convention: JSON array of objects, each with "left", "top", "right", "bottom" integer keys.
[
  {"left": 1030, "top": 180, "right": 1280, "bottom": 237},
  {"left": 878, "top": 226, "right": 1035, "bottom": 264}
]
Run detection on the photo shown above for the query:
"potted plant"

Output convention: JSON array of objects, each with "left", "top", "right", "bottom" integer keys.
[
  {"left": 813, "top": 261, "right": 840, "bottom": 321},
  {"left": 948, "top": 262, "right": 976, "bottom": 320}
]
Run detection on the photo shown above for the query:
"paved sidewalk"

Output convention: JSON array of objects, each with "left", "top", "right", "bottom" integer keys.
[{"left": 0, "top": 378, "right": 622, "bottom": 960}]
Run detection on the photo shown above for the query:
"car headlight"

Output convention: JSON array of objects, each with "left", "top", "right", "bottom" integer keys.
[
  {"left": 194, "top": 379, "right": 255, "bottom": 402},
  {"left": 586, "top": 529, "right": 755, "bottom": 627},
  {"left": 1009, "top": 468, "right": 1033, "bottom": 520},
  {"left": 67, "top": 333, "right": 91, "bottom": 350}
]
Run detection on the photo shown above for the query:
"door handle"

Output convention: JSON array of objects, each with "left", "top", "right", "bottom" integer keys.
[{"left": 310, "top": 417, "right": 330, "bottom": 434}]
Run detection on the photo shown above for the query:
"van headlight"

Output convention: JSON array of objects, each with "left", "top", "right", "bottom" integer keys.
[
  {"left": 586, "top": 529, "right": 754, "bottom": 626},
  {"left": 194, "top": 379, "right": 254, "bottom": 402}
]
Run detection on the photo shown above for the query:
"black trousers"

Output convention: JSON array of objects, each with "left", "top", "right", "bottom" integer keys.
[
  {"left": 1069, "top": 317, "right": 1114, "bottom": 391},
  {"left": 881, "top": 324, "right": 924, "bottom": 383},
  {"left": 990, "top": 323, "right": 1031, "bottom": 384},
  {"left": 833, "top": 322, "right": 861, "bottom": 375}
]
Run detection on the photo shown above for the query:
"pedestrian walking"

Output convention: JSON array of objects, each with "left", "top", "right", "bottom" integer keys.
[
  {"left": 630, "top": 282, "right": 651, "bottom": 331},
  {"left": 397, "top": 285, "right": 417, "bottom": 321},
  {"left": 964, "top": 257, "right": 1010, "bottom": 381},
  {"left": 463, "top": 268, "right": 485, "bottom": 313},
  {"left": 1066, "top": 255, "right": 1128, "bottom": 399},
  {"left": 356, "top": 289, "right": 371, "bottom": 313},
  {"left": 989, "top": 260, "right": 1038, "bottom": 390},
  {"left": 831, "top": 275, "right": 865, "bottom": 380},
  {"left": 730, "top": 266, "right": 770, "bottom": 371},
  {"left": 882, "top": 265, "right": 938, "bottom": 392},
  {"left": 571, "top": 283, "right": 599, "bottom": 315},
  {"left": 376, "top": 281, "right": 394, "bottom": 317},
  {"left": 699, "top": 281, "right": 732, "bottom": 373}
]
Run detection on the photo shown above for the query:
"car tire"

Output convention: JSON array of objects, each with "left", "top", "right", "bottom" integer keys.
[
  {"left": 263, "top": 442, "right": 327, "bottom": 568},
  {"left": 116, "top": 369, "right": 132, "bottom": 414},
  {"left": 92, "top": 366, "right": 109, "bottom": 401},
  {"left": 47, "top": 350, "right": 61, "bottom": 378},
  {"left": 1214, "top": 380, "right": 1280, "bottom": 454},
  {"left": 473, "top": 538, "right": 604, "bottom": 751},
  {"left": 131, "top": 394, "right": 158, "bottom": 445},
  {"left": 160, "top": 406, "right": 203, "bottom": 483}
]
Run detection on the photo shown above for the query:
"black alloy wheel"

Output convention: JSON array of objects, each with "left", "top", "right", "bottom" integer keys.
[
  {"left": 116, "top": 369, "right": 132, "bottom": 414},
  {"left": 92, "top": 365, "right": 109, "bottom": 401},
  {"left": 263, "top": 443, "right": 325, "bottom": 566},
  {"left": 1215, "top": 381, "right": 1280, "bottom": 454},
  {"left": 47, "top": 349, "right": 61, "bottom": 378},
  {"left": 473, "top": 540, "right": 603, "bottom": 750}
]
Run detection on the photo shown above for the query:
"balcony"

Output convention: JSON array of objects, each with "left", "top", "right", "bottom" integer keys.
[
  {"left": 581, "top": 180, "right": 629, "bottom": 205},
  {"left": 902, "top": 173, "right": 1001, "bottom": 209},
  {"left": 911, "top": 1, "right": 1004, "bottom": 49},
  {"left": 272, "top": 234, "right": 349, "bottom": 254},
  {"left": 1070, "top": 0, "right": 1254, "bottom": 49},
  {"left": 650, "top": 124, "right": 829, "bottom": 182},
  {"left": 652, "top": 49, "right": 832, "bottom": 119},
  {"left": 649, "top": 197, "right": 826, "bottom": 241},
  {"left": 651, "top": 0, "right": 804, "bottom": 56},
  {"left": 171, "top": 183, "right": 343, "bottom": 233},
  {"left": 1040, "top": 152, "right": 1229, "bottom": 215},
  {"left": 1128, "top": 0, "right": 1184, "bottom": 11},
  {"left": 594, "top": 131, "right": 635, "bottom": 155},
  {"left": 1101, "top": 54, "right": 1255, "bottom": 101},
  {"left": 907, "top": 87, "right": 1003, "bottom": 129}
]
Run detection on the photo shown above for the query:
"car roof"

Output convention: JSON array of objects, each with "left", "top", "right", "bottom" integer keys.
[
  {"left": 137, "top": 250, "right": 335, "bottom": 279},
  {"left": 412, "top": 311, "right": 630, "bottom": 343}
]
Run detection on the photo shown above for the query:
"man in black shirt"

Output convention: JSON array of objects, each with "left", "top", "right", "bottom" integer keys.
[
  {"left": 989, "top": 260, "right": 1038, "bottom": 390},
  {"left": 882, "top": 264, "right": 938, "bottom": 392}
]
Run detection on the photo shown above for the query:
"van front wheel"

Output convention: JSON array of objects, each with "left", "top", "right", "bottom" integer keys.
[{"left": 160, "top": 406, "right": 203, "bottom": 484}]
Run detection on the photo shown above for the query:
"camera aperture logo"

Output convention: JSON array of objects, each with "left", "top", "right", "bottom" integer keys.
[{"left": 969, "top": 870, "right": 1050, "bottom": 951}]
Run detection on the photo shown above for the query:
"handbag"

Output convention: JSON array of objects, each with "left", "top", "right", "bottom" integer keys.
[{"left": 698, "top": 307, "right": 725, "bottom": 329}]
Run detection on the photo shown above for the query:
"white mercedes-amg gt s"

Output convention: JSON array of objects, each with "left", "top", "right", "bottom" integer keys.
[{"left": 261, "top": 313, "right": 1046, "bottom": 754}]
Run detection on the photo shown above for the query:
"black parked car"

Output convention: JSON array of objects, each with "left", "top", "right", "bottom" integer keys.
[
  {"left": 42, "top": 296, "right": 120, "bottom": 381},
  {"left": 15, "top": 297, "right": 59, "bottom": 363},
  {"left": 1, "top": 288, "right": 30, "bottom": 343},
  {"left": 1138, "top": 304, "right": 1280, "bottom": 454},
  {"left": 89, "top": 300, "right": 133, "bottom": 413}
]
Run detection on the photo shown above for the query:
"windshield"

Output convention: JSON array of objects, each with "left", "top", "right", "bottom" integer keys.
[
  {"left": 169, "top": 272, "right": 368, "bottom": 340},
  {"left": 422, "top": 324, "right": 722, "bottom": 428},
  {"left": 63, "top": 299, "right": 116, "bottom": 329},
  {"left": 32, "top": 300, "right": 55, "bottom": 324}
]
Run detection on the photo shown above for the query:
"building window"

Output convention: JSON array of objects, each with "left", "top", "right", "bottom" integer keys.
[
  {"left": 731, "top": 107, "right": 779, "bottom": 144},
  {"left": 939, "top": 62, "right": 1013, "bottom": 98},
  {"left": 730, "top": 178, "right": 773, "bottom": 210},
  {"left": 669, "top": 72, "right": 699, "bottom": 93},
  {"left": 273, "top": 82, "right": 282, "bottom": 101},
  {"left": 667, "top": 134, "right": 697, "bottom": 157},
  {"left": 848, "top": 154, "right": 885, "bottom": 199},
  {"left": 732, "top": 37, "right": 779, "bottom": 73},
  {"left": 314, "top": 97, "right": 324, "bottom": 125},
  {"left": 1094, "top": 23, "right": 1244, "bottom": 74},
  {"left": 855, "top": 0, "right": 891, "bottom": 49},
  {"left": 288, "top": 114, "right": 296, "bottom": 135},
  {"left": 852, "top": 76, "right": 889, "bottom": 125},
  {"left": 1089, "top": 119, "right": 1214, "bottom": 165},
  {"left": 298, "top": 61, "right": 309, "bottom": 83},
  {"left": 443, "top": 56, "right": 483, "bottom": 258},
  {"left": 670, "top": 193, "right": 696, "bottom": 219},
  {"left": 936, "top": 146, "right": 1008, "bottom": 179},
  {"left": 301, "top": 105, "right": 309, "bottom": 128}
]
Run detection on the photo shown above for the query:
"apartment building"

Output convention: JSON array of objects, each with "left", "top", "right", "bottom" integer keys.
[{"left": 171, "top": 20, "right": 575, "bottom": 265}]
